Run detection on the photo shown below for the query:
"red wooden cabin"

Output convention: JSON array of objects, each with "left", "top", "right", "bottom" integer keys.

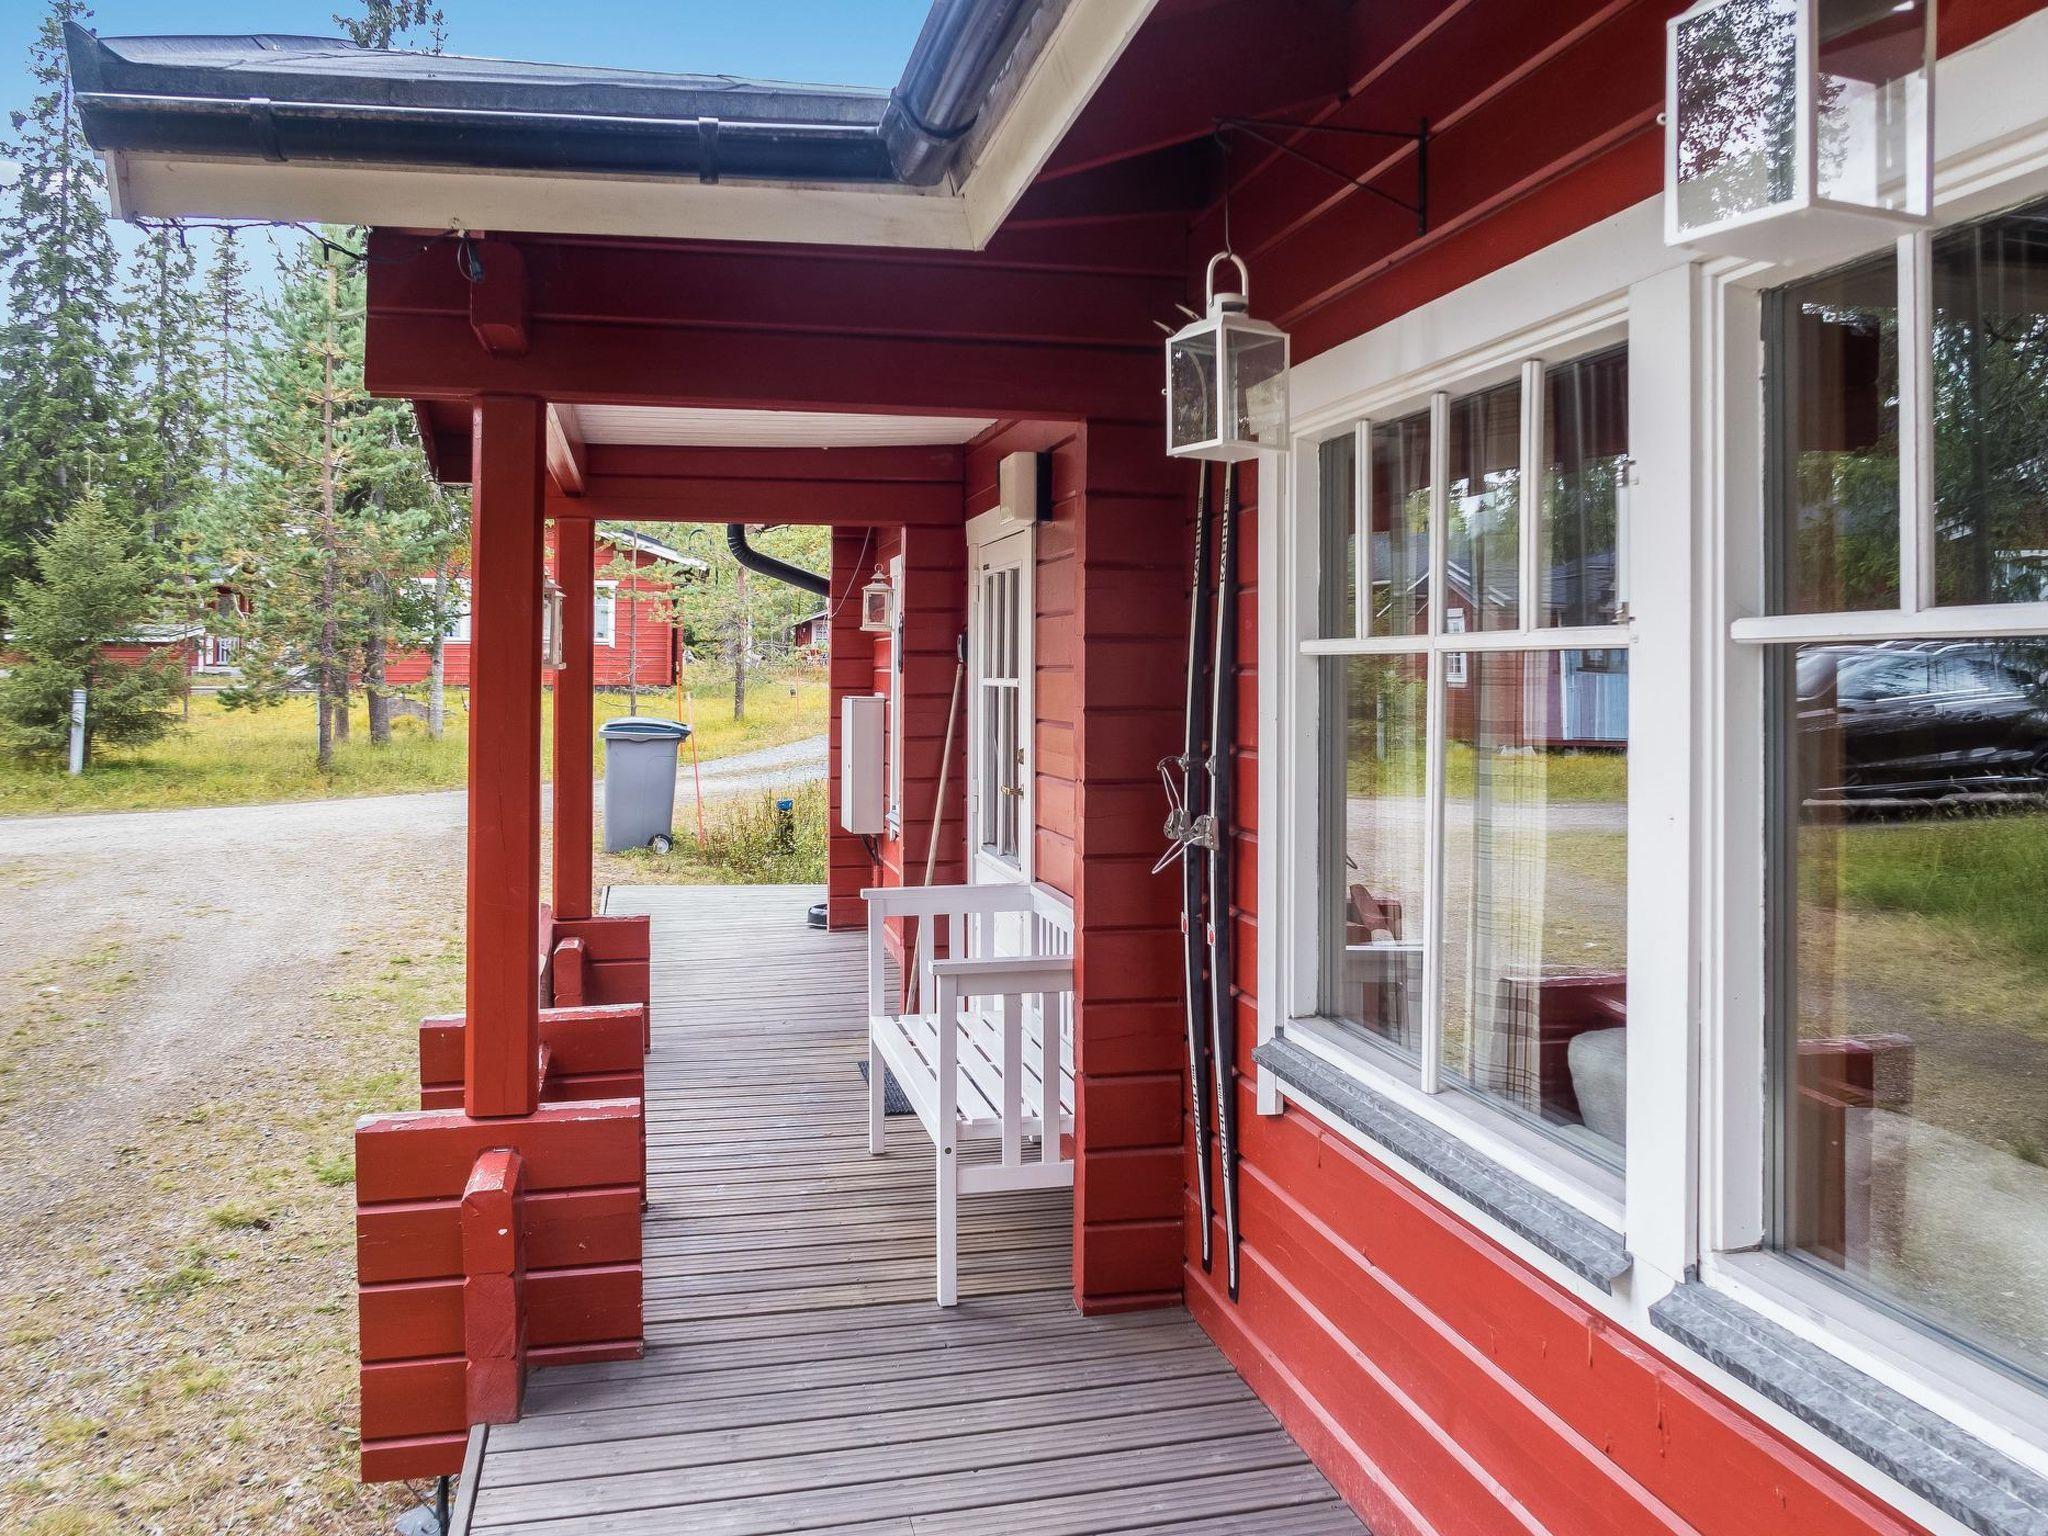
[
  {"left": 71, "top": 3, "right": 2048, "bottom": 1532},
  {"left": 383, "top": 525, "right": 702, "bottom": 692}
]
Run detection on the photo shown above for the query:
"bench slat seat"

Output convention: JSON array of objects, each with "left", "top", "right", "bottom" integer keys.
[{"left": 863, "top": 881, "right": 1076, "bottom": 1305}]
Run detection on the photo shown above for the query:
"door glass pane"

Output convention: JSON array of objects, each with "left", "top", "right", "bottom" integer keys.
[
  {"left": 1321, "top": 653, "right": 1428, "bottom": 1059},
  {"left": 1320, "top": 432, "right": 1358, "bottom": 637},
  {"left": 1440, "top": 649, "right": 1630, "bottom": 1163},
  {"left": 1447, "top": 381, "right": 1521, "bottom": 632},
  {"left": 1541, "top": 346, "right": 1629, "bottom": 627},
  {"left": 1774, "top": 639, "right": 2048, "bottom": 1382},
  {"left": 1931, "top": 197, "right": 2048, "bottom": 606},
  {"left": 1369, "top": 412, "right": 1432, "bottom": 637},
  {"left": 1766, "top": 250, "right": 1902, "bottom": 614}
]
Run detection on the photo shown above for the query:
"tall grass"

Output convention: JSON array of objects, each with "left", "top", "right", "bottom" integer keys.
[
  {"left": 1830, "top": 809, "right": 2048, "bottom": 977},
  {"left": 0, "top": 666, "right": 827, "bottom": 816},
  {"left": 606, "top": 780, "right": 827, "bottom": 885}
]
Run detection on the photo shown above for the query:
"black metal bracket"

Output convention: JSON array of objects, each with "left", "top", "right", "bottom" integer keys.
[{"left": 1214, "top": 114, "right": 1430, "bottom": 238}]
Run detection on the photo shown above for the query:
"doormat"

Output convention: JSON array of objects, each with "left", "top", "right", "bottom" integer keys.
[{"left": 856, "top": 1059, "right": 916, "bottom": 1116}]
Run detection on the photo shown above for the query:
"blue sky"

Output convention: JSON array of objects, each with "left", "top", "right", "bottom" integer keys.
[{"left": 7, "top": 1, "right": 933, "bottom": 123}]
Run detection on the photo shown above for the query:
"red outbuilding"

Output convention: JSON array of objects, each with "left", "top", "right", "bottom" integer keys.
[{"left": 69, "top": 3, "right": 2048, "bottom": 1532}]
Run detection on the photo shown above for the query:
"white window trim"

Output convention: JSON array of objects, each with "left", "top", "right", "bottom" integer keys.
[
  {"left": 1699, "top": 38, "right": 2048, "bottom": 1472},
  {"left": 594, "top": 580, "right": 618, "bottom": 648},
  {"left": 887, "top": 554, "right": 906, "bottom": 839},
  {"left": 1273, "top": 310, "right": 1637, "bottom": 1232},
  {"left": 1254, "top": 10, "right": 2048, "bottom": 1508},
  {"left": 965, "top": 506, "right": 1036, "bottom": 885},
  {"left": 418, "top": 575, "right": 473, "bottom": 645}
]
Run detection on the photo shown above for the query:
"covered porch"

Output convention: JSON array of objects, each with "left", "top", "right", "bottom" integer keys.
[{"left": 451, "top": 884, "right": 1358, "bottom": 1534}]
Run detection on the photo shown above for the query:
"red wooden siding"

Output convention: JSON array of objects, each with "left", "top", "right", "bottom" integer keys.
[{"left": 1173, "top": 3, "right": 2048, "bottom": 1530}]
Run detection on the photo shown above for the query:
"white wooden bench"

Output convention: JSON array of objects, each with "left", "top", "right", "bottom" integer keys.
[{"left": 862, "top": 881, "right": 1076, "bottom": 1306}]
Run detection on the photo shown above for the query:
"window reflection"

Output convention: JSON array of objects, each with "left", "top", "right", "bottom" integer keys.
[
  {"left": 1370, "top": 411, "right": 1432, "bottom": 638},
  {"left": 1932, "top": 199, "right": 2048, "bottom": 606},
  {"left": 1767, "top": 252, "right": 1902, "bottom": 614},
  {"left": 1322, "top": 654, "right": 1428, "bottom": 1057},
  {"left": 1440, "top": 650, "right": 1630, "bottom": 1162},
  {"left": 1541, "top": 346, "right": 1629, "bottom": 627},
  {"left": 1777, "top": 639, "right": 2048, "bottom": 1382},
  {"left": 1447, "top": 381, "right": 1521, "bottom": 632}
]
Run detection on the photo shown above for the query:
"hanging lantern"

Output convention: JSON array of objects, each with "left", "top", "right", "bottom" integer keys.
[
  {"left": 1666, "top": 0, "right": 1933, "bottom": 260},
  {"left": 1166, "top": 252, "right": 1291, "bottom": 461},
  {"left": 860, "top": 566, "right": 895, "bottom": 633}
]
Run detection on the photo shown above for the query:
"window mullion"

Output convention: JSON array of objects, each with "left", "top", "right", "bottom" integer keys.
[
  {"left": 1419, "top": 644, "right": 1448, "bottom": 1095},
  {"left": 1519, "top": 358, "right": 1544, "bottom": 630},
  {"left": 1353, "top": 420, "right": 1373, "bottom": 640},
  {"left": 1420, "top": 392, "right": 1451, "bottom": 1092},
  {"left": 1898, "top": 229, "right": 1936, "bottom": 614}
]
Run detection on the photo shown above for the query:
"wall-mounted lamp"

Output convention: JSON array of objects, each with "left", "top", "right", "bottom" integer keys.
[{"left": 1666, "top": 0, "right": 1934, "bottom": 260}]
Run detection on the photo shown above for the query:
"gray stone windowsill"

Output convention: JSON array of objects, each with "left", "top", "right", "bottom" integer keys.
[
  {"left": 1652, "top": 1284, "right": 2048, "bottom": 1536},
  {"left": 1255, "top": 1036, "right": 1632, "bottom": 1292}
]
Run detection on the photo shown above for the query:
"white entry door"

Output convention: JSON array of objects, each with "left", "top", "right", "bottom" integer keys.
[{"left": 965, "top": 517, "right": 1034, "bottom": 897}]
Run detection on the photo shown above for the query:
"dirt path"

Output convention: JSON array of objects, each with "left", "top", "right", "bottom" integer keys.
[{"left": 0, "top": 792, "right": 468, "bottom": 1535}]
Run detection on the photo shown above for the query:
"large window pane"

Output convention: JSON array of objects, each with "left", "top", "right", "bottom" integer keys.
[
  {"left": 1319, "top": 432, "right": 1357, "bottom": 637},
  {"left": 1541, "top": 346, "right": 1629, "bottom": 627},
  {"left": 1447, "top": 381, "right": 1521, "bottom": 632},
  {"left": 1321, "top": 653, "right": 1428, "bottom": 1058},
  {"left": 1440, "top": 650, "right": 1630, "bottom": 1162},
  {"left": 1766, "top": 251, "right": 1902, "bottom": 614},
  {"left": 1774, "top": 639, "right": 2048, "bottom": 1382},
  {"left": 1931, "top": 198, "right": 2048, "bottom": 606},
  {"left": 1370, "top": 412, "right": 1432, "bottom": 637}
]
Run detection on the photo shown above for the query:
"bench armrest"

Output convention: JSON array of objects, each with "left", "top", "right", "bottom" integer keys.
[
  {"left": 928, "top": 954, "right": 1075, "bottom": 997},
  {"left": 861, "top": 882, "right": 1038, "bottom": 919}
]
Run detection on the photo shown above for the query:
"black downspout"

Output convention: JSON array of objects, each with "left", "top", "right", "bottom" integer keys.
[{"left": 725, "top": 524, "right": 829, "bottom": 598}]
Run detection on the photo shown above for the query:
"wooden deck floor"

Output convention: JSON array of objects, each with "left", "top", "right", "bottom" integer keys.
[{"left": 459, "top": 884, "right": 1365, "bottom": 1535}]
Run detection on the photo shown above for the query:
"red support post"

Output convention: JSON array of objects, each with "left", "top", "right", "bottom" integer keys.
[
  {"left": 466, "top": 395, "right": 548, "bottom": 1119},
  {"left": 553, "top": 517, "right": 596, "bottom": 921}
]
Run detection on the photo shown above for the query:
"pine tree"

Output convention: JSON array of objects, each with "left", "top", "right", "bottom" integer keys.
[
  {"left": 0, "top": 0, "right": 135, "bottom": 599},
  {"left": 200, "top": 229, "right": 254, "bottom": 485},
  {"left": 0, "top": 489, "right": 183, "bottom": 762},
  {"left": 212, "top": 230, "right": 465, "bottom": 767},
  {"left": 124, "top": 220, "right": 213, "bottom": 543},
  {"left": 334, "top": 0, "right": 446, "bottom": 50}
]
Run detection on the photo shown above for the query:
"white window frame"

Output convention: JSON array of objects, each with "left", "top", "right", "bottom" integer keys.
[
  {"left": 1255, "top": 13, "right": 2048, "bottom": 1511},
  {"left": 887, "top": 553, "right": 906, "bottom": 838},
  {"left": 1281, "top": 325, "right": 1637, "bottom": 1226},
  {"left": 1702, "top": 154, "right": 2048, "bottom": 1480},
  {"left": 419, "top": 576, "right": 472, "bottom": 645},
  {"left": 594, "top": 580, "right": 618, "bottom": 647}
]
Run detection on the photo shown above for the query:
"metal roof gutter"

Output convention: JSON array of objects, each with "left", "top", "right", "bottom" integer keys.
[{"left": 65, "top": 0, "right": 1050, "bottom": 189}]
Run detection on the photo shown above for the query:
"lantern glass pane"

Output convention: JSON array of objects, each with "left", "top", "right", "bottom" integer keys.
[
  {"left": 1673, "top": 0, "right": 1800, "bottom": 234},
  {"left": 1169, "top": 326, "right": 1220, "bottom": 452},
  {"left": 1229, "top": 326, "right": 1290, "bottom": 449},
  {"left": 1816, "top": 0, "right": 1929, "bottom": 215}
]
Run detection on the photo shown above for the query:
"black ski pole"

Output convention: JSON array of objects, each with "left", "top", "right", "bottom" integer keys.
[
  {"left": 1207, "top": 461, "right": 1243, "bottom": 1301},
  {"left": 1174, "top": 463, "right": 1216, "bottom": 1272}
]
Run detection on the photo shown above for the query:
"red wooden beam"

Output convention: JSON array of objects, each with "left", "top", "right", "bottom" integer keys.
[
  {"left": 545, "top": 404, "right": 587, "bottom": 496},
  {"left": 461, "top": 1148, "right": 527, "bottom": 1425},
  {"left": 552, "top": 518, "right": 596, "bottom": 921},
  {"left": 367, "top": 312, "right": 1162, "bottom": 423},
  {"left": 466, "top": 396, "right": 548, "bottom": 1118},
  {"left": 467, "top": 238, "right": 530, "bottom": 358}
]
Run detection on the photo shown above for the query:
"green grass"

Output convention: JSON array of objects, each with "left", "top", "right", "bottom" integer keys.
[
  {"left": 0, "top": 664, "right": 826, "bottom": 816},
  {"left": 1348, "top": 741, "right": 1627, "bottom": 803},
  {"left": 1824, "top": 808, "right": 2048, "bottom": 979},
  {"left": 602, "top": 780, "right": 827, "bottom": 887}
]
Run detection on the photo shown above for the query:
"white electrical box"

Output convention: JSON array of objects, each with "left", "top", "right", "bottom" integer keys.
[
  {"left": 840, "top": 694, "right": 888, "bottom": 834},
  {"left": 997, "top": 450, "right": 1048, "bottom": 529}
]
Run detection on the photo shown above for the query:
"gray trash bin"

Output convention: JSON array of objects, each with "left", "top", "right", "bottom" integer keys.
[{"left": 600, "top": 717, "right": 692, "bottom": 852}]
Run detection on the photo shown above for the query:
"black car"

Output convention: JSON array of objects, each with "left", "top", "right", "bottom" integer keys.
[{"left": 1797, "top": 641, "right": 2048, "bottom": 802}]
